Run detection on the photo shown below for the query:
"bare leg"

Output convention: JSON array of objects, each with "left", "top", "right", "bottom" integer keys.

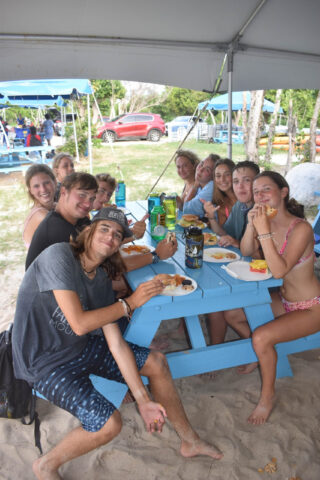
[
  {"left": 206, "top": 311, "right": 227, "bottom": 344},
  {"left": 140, "top": 351, "right": 223, "bottom": 460},
  {"left": 248, "top": 304, "right": 320, "bottom": 425},
  {"left": 33, "top": 410, "right": 122, "bottom": 479},
  {"left": 224, "top": 308, "right": 258, "bottom": 374}
]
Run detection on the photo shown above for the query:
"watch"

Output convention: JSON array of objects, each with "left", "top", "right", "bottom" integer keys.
[{"left": 151, "top": 251, "right": 160, "bottom": 264}]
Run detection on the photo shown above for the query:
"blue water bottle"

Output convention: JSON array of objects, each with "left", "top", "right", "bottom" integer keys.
[{"left": 115, "top": 166, "right": 126, "bottom": 207}]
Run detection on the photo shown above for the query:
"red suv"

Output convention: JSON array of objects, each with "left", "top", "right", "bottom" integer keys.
[{"left": 96, "top": 113, "right": 165, "bottom": 142}]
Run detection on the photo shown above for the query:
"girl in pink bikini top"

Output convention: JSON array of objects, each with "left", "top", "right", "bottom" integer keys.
[{"left": 278, "top": 217, "right": 315, "bottom": 265}]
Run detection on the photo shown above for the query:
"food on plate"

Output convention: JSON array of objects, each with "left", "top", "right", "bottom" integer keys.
[
  {"left": 249, "top": 259, "right": 269, "bottom": 274},
  {"left": 121, "top": 245, "right": 151, "bottom": 255},
  {"left": 166, "top": 231, "right": 176, "bottom": 243},
  {"left": 265, "top": 205, "right": 278, "bottom": 218},
  {"left": 203, "top": 232, "right": 218, "bottom": 246},
  {"left": 181, "top": 278, "right": 194, "bottom": 291},
  {"left": 212, "top": 252, "right": 224, "bottom": 259},
  {"left": 182, "top": 214, "right": 198, "bottom": 222},
  {"left": 154, "top": 273, "right": 188, "bottom": 291},
  {"left": 225, "top": 252, "right": 237, "bottom": 259}
]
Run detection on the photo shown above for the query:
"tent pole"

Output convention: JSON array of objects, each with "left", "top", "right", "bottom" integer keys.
[
  {"left": 227, "top": 50, "right": 233, "bottom": 159},
  {"left": 71, "top": 101, "right": 80, "bottom": 163},
  {"left": 87, "top": 94, "right": 93, "bottom": 174}
]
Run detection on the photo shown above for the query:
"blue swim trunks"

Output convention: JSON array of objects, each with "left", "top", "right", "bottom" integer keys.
[{"left": 34, "top": 335, "right": 150, "bottom": 432}]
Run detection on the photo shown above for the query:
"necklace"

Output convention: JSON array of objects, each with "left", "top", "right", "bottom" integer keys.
[{"left": 80, "top": 256, "right": 97, "bottom": 276}]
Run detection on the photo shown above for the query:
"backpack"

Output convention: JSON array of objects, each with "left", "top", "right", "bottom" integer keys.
[
  {"left": 0, "top": 324, "right": 42, "bottom": 453},
  {"left": 29, "top": 135, "right": 42, "bottom": 147}
]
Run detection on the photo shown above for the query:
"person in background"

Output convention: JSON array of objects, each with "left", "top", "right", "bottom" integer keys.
[
  {"left": 52, "top": 153, "right": 75, "bottom": 201},
  {"left": 41, "top": 113, "right": 54, "bottom": 146},
  {"left": 25, "top": 126, "right": 42, "bottom": 147},
  {"left": 23, "top": 164, "right": 56, "bottom": 249},
  {"left": 182, "top": 154, "right": 220, "bottom": 218},
  {"left": 17, "top": 113, "right": 25, "bottom": 127},
  {"left": 240, "top": 171, "right": 320, "bottom": 425},
  {"left": 201, "top": 161, "right": 260, "bottom": 372},
  {"left": 211, "top": 158, "right": 237, "bottom": 225},
  {"left": 92, "top": 173, "right": 117, "bottom": 211},
  {"left": 175, "top": 150, "right": 200, "bottom": 211}
]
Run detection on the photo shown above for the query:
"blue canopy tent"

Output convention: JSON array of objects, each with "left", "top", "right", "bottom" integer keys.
[
  {"left": 198, "top": 91, "right": 283, "bottom": 113},
  {"left": 0, "top": 79, "right": 94, "bottom": 171}
]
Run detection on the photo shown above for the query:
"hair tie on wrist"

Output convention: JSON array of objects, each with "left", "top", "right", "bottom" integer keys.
[{"left": 257, "top": 232, "right": 274, "bottom": 241}]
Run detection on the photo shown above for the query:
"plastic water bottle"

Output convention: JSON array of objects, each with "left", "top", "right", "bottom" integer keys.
[
  {"left": 150, "top": 205, "right": 166, "bottom": 241},
  {"left": 115, "top": 166, "right": 126, "bottom": 207},
  {"left": 163, "top": 194, "right": 177, "bottom": 231},
  {"left": 185, "top": 226, "right": 204, "bottom": 268}
]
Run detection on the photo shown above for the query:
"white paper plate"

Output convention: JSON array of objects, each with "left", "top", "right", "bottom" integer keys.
[
  {"left": 222, "top": 260, "right": 272, "bottom": 281},
  {"left": 203, "top": 248, "right": 240, "bottom": 263},
  {"left": 160, "top": 276, "right": 197, "bottom": 296},
  {"left": 120, "top": 244, "right": 154, "bottom": 257}
]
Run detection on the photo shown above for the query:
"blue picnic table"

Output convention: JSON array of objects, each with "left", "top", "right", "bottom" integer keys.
[
  {"left": 0, "top": 145, "right": 52, "bottom": 174},
  {"left": 91, "top": 201, "right": 320, "bottom": 408}
]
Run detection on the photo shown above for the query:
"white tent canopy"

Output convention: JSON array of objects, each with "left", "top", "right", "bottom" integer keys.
[{"left": 1, "top": 0, "right": 320, "bottom": 93}]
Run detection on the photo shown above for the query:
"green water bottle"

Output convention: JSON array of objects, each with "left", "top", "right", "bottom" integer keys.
[
  {"left": 163, "top": 194, "right": 177, "bottom": 231},
  {"left": 150, "top": 205, "right": 166, "bottom": 241}
]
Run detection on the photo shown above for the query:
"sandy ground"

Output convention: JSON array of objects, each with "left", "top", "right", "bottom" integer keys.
[{"left": 0, "top": 145, "right": 319, "bottom": 479}]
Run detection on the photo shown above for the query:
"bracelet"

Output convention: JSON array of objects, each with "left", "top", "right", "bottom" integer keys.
[
  {"left": 118, "top": 298, "right": 132, "bottom": 319},
  {"left": 257, "top": 232, "right": 274, "bottom": 240}
]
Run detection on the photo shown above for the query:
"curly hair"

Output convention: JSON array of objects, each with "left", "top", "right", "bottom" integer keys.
[
  {"left": 175, "top": 149, "right": 201, "bottom": 168},
  {"left": 71, "top": 222, "right": 126, "bottom": 280},
  {"left": 254, "top": 171, "right": 304, "bottom": 218},
  {"left": 95, "top": 173, "right": 117, "bottom": 190}
]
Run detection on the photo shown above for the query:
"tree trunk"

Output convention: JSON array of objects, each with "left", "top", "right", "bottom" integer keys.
[
  {"left": 246, "top": 90, "right": 264, "bottom": 163},
  {"left": 309, "top": 90, "right": 320, "bottom": 162},
  {"left": 265, "top": 89, "right": 282, "bottom": 163},
  {"left": 285, "top": 98, "right": 297, "bottom": 174},
  {"left": 242, "top": 91, "right": 248, "bottom": 151}
]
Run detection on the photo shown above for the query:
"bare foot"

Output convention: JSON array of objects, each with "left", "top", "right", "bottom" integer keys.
[
  {"left": 33, "top": 457, "right": 62, "bottom": 480},
  {"left": 180, "top": 438, "right": 223, "bottom": 460},
  {"left": 237, "top": 362, "right": 258, "bottom": 375},
  {"left": 247, "top": 396, "right": 274, "bottom": 425},
  {"left": 198, "top": 370, "right": 218, "bottom": 380}
]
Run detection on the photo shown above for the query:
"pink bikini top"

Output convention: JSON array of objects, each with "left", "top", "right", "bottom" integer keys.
[{"left": 278, "top": 218, "right": 314, "bottom": 264}]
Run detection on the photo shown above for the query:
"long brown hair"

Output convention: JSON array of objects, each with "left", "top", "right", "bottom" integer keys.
[
  {"left": 212, "top": 158, "right": 235, "bottom": 207},
  {"left": 25, "top": 164, "right": 56, "bottom": 203},
  {"left": 71, "top": 222, "right": 126, "bottom": 279},
  {"left": 254, "top": 171, "right": 305, "bottom": 218}
]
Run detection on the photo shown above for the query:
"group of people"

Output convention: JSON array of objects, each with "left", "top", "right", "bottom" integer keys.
[
  {"left": 174, "top": 149, "right": 320, "bottom": 426},
  {"left": 10, "top": 147, "right": 320, "bottom": 478}
]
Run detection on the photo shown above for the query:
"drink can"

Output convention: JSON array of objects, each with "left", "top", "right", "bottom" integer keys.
[
  {"left": 163, "top": 195, "right": 177, "bottom": 231},
  {"left": 185, "top": 226, "right": 204, "bottom": 269}
]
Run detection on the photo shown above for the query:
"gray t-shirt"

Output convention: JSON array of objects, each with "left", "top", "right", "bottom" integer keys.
[
  {"left": 223, "top": 201, "right": 249, "bottom": 240},
  {"left": 12, "top": 243, "right": 115, "bottom": 384}
]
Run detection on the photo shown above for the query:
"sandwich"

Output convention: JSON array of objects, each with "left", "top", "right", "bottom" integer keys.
[
  {"left": 166, "top": 232, "right": 176, "bottom": 243},
  {"left": 203, "top": 232, "right": 218, "bottom": 245},
  {"left": 265, "top": 205, "right": 277, "bottom": 219},
  {"left": 249, "top": 259, "right": 269, "bottom": 274},
  {"left": 182, "top": 214, "right": 198, "bottom": 223}
]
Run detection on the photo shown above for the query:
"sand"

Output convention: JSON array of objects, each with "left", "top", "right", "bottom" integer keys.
[{"left": 1, "top": 150, "right": 320, "bottom": 479}]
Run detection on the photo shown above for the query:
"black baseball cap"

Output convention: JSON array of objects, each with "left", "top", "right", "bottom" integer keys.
[{"left": 92, "top": 207, "right": 132, "bottom": 238}]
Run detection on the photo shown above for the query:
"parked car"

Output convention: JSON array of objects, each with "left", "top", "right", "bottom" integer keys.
[
  {"left": 166, "top": 116, "right": 209, "bottom": 141},
  {"left": 96, "top": 113, "right": 165, "bottom": 142}
]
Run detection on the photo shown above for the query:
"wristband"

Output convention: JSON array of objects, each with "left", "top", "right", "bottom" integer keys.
[
  {"left": 118, "top": 298, "right": 132, "bottom": 319},
  {"left": 151, "top": 251, "right": 160, "bottom": 264},
  {"left": 257, "top": 232, "right": 274, "bottom": 240}
]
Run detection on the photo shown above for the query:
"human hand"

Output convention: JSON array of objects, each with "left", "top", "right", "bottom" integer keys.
[
  {"left": 252, "top": 204, "right": 271, "bottom": 235},
  {"left": 218, "top": 235, "right": 239, "bottom": 248},
  {"left": 155, "top": 237, "right": 178, "bottom": 260},
  {"left": 200, "top": 199, "right": 220, "bottom": 219},
  {"left": 138, "top": 400, "right": 167, "bottom": 433},
  {"left": 131, "top": 213, "right": 148, "bottom": 239},
  {"left": 127, "top": 279, "right": 164, "bottom": 309}
]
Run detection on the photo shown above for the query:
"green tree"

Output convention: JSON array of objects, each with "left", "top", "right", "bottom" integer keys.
[
  {"left": 153, "top": 87, "right": 212, "bottom": 121},
  {"left": 91, "top": 80, "right": 126, "bottom": 116}
]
